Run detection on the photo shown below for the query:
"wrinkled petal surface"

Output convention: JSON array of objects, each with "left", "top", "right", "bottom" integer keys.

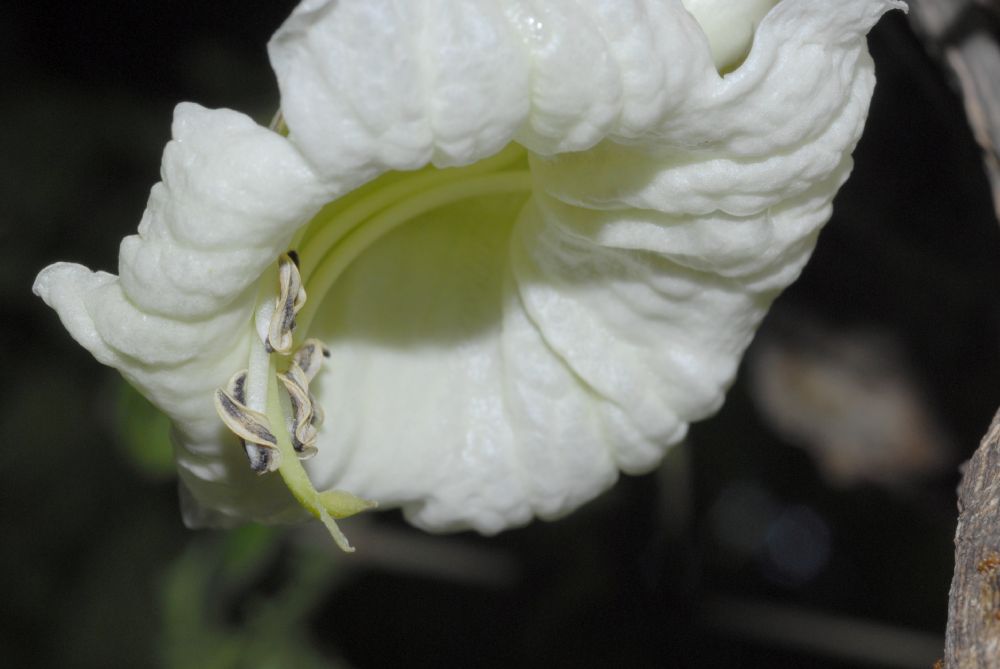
[{"left": 35, "top": 0, "right": 903, "bottom": 533}]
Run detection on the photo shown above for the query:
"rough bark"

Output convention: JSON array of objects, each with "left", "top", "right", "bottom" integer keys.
[
  {"left": 904, "top": 4, "right": 1000, "bottom": 664},
  {"left": 946, "top": 408, "right": 1000, "bottom": 667}
]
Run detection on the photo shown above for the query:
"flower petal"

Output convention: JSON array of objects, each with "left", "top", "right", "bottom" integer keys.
[
  {"left": 34, "top": 0, "right": 904, "bottom": 536},
  {"left": 34, "top": 103, "right": 331, "bottom": 524},
  {"left": 267, "top": 0, "right": 717, "bottom": 175},
  {"left": 268, "top": 0, "right": 530, "bottom": 174},
  {"left": 289, "top": 0, "right": 902, "bottom": 532},
  {"left": 681, "top": 0, "right": 778, "bottom": 71}
]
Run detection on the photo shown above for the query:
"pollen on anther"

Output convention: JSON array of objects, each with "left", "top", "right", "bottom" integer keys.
[
  {"left": 214, "top": 370, "right": 281, "bottom": 473},
  {"left": 266, "top": 252, "right": 306, "bottom": 355}
]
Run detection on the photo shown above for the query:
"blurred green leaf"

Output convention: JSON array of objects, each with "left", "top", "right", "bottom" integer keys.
[
  {"left": 221, "top": 524, "right": 282, "bottom": 584},
  {"left": 161, "top": 527, "right": 350, "bottom": 669},
  {"left": 115, "top": 380, "right": 175, "bottom": 479}
]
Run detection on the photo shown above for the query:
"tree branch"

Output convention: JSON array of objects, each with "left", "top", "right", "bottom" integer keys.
[{"left": 946, "top": 408, "right": 1000, "bottom": 666}]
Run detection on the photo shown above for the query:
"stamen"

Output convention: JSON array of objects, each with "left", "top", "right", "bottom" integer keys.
[
  {"left": 214, "top": 251, "right": 373, "bottom": 551},
  {"left": 310, "top": 395, "right": 325, "bottom": 428},
  {"left": 214, "top": 370, "right": 281, "bottom": 474},
  {"left": 278, "top": 363, "right": 319, "bottom": 459},
  {"left": 292, "top": 338, "right": 330, "bottom": 381},
  {"left": 266, "top": 252, "right": 305, "bottom": 355},
  {"left": 231, "top": 371, "right": 276, "bottom": 473},
  {"left": 221, "top": 156, "right": 529, "bottom": 544},
  {"left": 289, "top": 250, "right": 306, "bottom": 306}
]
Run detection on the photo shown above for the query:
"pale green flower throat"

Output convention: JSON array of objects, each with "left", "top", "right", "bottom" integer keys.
[{"left": 213, "top": 139, "right": 532, "bottom": 551}]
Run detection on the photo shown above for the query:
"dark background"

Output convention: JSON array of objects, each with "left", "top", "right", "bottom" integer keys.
[{"left": 2, "top": 2, "right": 999, "bottom": 667}]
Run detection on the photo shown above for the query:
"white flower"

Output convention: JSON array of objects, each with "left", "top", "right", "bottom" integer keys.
[{"left": 33, "top": 0, "right": 903, "bottom": 548}]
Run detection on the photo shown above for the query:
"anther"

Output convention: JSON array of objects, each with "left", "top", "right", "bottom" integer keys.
[
  {"left": 214, "top": 370, "right": 281, "bottom": 473},
  {"left": 292, "top": 338, "right": 330, "bottom": 381},
  {"left": 266, "top": 252, "right": 306, "bottom": 355},
  {"left": 278, "top": 363, "right": 319, "bottom": 459}
]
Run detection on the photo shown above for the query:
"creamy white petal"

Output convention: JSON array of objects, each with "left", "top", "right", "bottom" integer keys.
[
  {"left": 293, "top": 0, "right": 900, "bottom": 532},
  {"left": 34, "top": 103, "right": 330, "bottom": 524},
  {"left": 268, "top": 0, "right": 716, "bottom": 172},
  {"left": 681, "top": 0, "right": 778, "bottom": 71},
  {"left": 35, "top": 0, "right": 903, "bottom": 535},
  {"left": 269, "top": 0, "right": 529, "bottom": 174}
]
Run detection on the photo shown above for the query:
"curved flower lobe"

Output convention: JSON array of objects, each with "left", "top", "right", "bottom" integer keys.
[{"left": 34, "top": 0, "right": 904, "bottom": 539}]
